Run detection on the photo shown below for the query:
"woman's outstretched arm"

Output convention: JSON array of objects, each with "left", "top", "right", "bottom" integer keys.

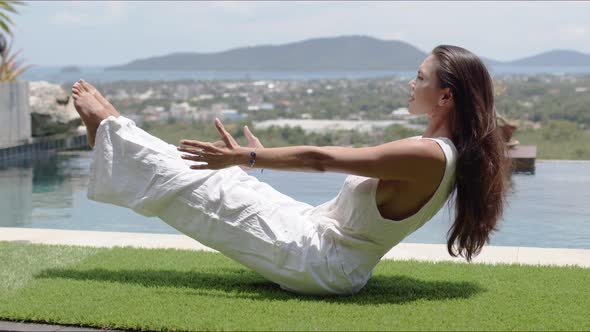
[
  {"left": 234, "top": 139, "right": 444, "bottom": 181},
  {"left": 178, "top": 118, "right": 444, "bottom": 181}
]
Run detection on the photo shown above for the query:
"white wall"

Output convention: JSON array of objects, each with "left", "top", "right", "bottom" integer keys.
[{"left": 0, "top": 81, "right": 31, "bottom": 147}]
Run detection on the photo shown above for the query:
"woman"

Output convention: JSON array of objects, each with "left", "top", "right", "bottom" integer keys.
[{"left": 71, "top": 45, "right": 508, "bottom": 295}]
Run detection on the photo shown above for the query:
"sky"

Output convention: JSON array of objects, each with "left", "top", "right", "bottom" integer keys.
[{"left": 7, "top": 1, "right": 590, "bottom": 66}]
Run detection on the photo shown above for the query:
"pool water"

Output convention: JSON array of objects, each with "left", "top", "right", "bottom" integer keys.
[{"left": 2, "top": 152, "right": 589, "bottom": 249}]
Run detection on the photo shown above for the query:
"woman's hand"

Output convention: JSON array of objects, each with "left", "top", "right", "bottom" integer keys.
[
  {"left": 238, "top": 122, "right": 264, "bottom": 171},
  {"left": 178, "top": 118, "right": 263, "bottom": 171}
]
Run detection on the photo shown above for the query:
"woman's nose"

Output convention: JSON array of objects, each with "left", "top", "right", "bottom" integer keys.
[{"left": 408, "top": 79, "right": 415, "bottom": 87}]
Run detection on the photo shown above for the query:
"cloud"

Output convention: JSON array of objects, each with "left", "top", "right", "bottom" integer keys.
[
  {"left": 558, "top": 24, "right": 590, "bottom": 40},
  {"left": 25, "top": 1, "right": 590, "bottom": 65},
  {"left": 206, "top": 1, "right": 256, "bottom": 16},
  {"left": 106, "top": 1, "right": 126, "bottom": 18},
  {"left": 50, "top": 1, "right": 127, "bottom": 27},
  {"left": 51, "top": 12, "right": 85, "bottom": 26}
]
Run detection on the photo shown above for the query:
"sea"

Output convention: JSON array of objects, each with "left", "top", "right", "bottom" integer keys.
[{"left": 20, "top": 65, "right": 590, "bottom": 84}]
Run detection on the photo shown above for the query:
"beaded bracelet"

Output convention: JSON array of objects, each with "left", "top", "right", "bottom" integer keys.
[
  {"left": 249, "top": 146, "right": 263, "bottom": 173},
  {"left": 248, "top": 148, "right": 257, "bottom": 168}
]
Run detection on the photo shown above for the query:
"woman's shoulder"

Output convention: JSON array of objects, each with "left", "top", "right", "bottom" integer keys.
[
  {"left": 410, "top": 136, "right": 457, "bottom": 160},
  {"left": 399, "top": 136, "right": 449, "bottom": 163},
  {"left": 380, "top": 137, "right": 448, "bottom": 183}
]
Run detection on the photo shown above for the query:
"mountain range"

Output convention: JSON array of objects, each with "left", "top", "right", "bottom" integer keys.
[{"left": 106, "top": 36, "right": 590, "bottom": 71}]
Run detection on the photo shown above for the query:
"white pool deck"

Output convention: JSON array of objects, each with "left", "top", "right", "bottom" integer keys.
[{"left": 1, "top": 227, "right": 588, "bottom": 268}]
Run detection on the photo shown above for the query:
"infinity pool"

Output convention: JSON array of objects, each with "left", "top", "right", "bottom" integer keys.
[{"left": 2, "top": 152, "right": 589, "bottom": 249}]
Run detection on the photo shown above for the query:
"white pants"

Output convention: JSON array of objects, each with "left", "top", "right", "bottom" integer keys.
[{"left": 88, "top": 116, "right": 355, "bottom": 295}]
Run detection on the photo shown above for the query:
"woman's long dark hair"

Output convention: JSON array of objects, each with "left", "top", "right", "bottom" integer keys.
[{"left": 432, "top": 45, "right": 509, "bottom": 261}]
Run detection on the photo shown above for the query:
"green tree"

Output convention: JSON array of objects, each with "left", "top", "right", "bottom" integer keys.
[{"left": 541, "top": 120, "right": 580, "bottom": 142}]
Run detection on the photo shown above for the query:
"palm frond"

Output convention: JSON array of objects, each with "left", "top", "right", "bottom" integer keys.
[
  {"left": 0, "top": 1, "right": 25, "bottom": 13},
  {"left": 0, "top": 19, "right": 9, "bottom": 35},
  {"left": 4, "top": 47, "right": 21, "bottom": 64},
  {"left": 0, "top": 37, "right": 31, "bottom": 81},
  {"left": 0, "top": 3, "right": 17, "bottom": 14},
  {"left": 0, "top": 11, "right": 14, "bottom": 23},
  {"left": 0, "top": 0, "right": 25, "bottom": 35},
  {"left": 7, "top": 63, "right": 30, "bottom": 80}
]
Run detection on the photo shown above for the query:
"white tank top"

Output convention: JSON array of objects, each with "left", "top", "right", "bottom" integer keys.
[{"left": 310, "top": 136, "right": 458, "bottom": 291}]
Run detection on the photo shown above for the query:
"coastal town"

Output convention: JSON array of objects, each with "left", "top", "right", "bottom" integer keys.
[
  {"left": 2, "top": 72, "right": 589, "bottom": 163},
  {"left": 83, "top": 77, "right": 419, "bottom": 128},
  {"left": 63, "top": 73, "right": 590, "bottom": 135}
]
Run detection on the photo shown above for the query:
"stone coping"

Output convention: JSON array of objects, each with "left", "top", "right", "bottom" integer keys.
[
  {"left": 537, "top": 159, "right": 590, "bottom": 163},
  {"left": 1, "top": 227, "right": 588, "bottom": 268},
  {"left": 0, "top": 320, "right": 120, "bottom": 332}
]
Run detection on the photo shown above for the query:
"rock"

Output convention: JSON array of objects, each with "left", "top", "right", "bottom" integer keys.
[{"left": 29, "top": 81, "right": 81, "bottom": 137}]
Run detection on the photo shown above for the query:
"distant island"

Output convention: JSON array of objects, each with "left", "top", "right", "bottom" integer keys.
[
  {"left": 106, "top": 35, "right": 590, "bottom": 71},
  {"left": 60, "top": 66, "right": 81, "bottom": 73},
  {"left": 507, "top": 50, "right": 590, "bottom": 67}
]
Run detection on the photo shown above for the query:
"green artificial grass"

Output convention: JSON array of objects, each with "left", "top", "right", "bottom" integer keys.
[{"left": 0, "top": 241, "right": 588, "bottom": 331}]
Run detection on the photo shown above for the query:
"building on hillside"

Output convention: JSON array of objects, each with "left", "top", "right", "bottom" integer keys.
[
  {"left": 221, "top": 109, "right": 247, "bottom": 121},
  {"left": 170, "top": 102, "right": 197, "bottom": 121},
  {"left": 390, "top": 107, "right": 410, "bottom": 119}
]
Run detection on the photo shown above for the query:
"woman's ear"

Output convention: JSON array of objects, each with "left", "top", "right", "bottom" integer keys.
[{"left": 438, "top": 88, "right": 454, "bottom": 107}]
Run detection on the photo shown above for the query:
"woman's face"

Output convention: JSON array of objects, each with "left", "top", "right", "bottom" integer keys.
[{"left": 408, "top": 54, "right": 446, "bottom": 116}]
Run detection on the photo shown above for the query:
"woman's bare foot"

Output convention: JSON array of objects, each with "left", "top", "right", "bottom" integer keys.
[
  {"left": 71, "top": 82, "right": 111, "bottom": 147},
  {"left": 78, "top": 79, "right": 120, "bottom": 117}
]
